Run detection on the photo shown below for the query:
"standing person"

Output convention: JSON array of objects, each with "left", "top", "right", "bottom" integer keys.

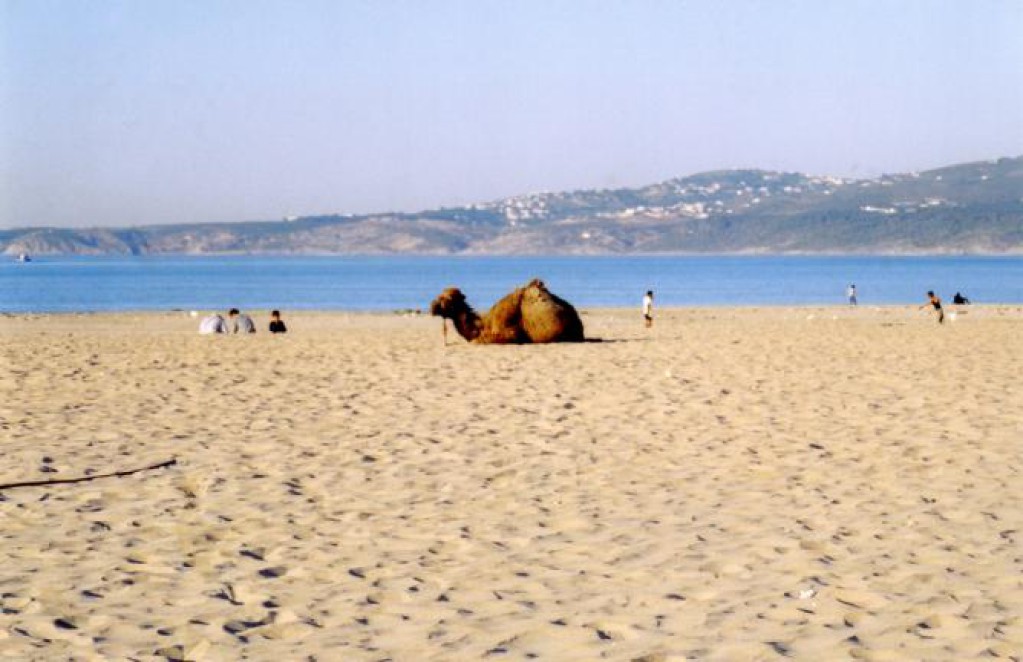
[
  {"left": 269, "top": 310, "right": 287, "bottom": 334},
  {"left": 642, "top": 290, "right": 654, "bottom": 328},
  {"left": 920, "top": 291, "right": 944, "bottom": 324},
  {"left": 228, "top": 308, "right": 256, "bottom": 334},
  {"left": 847, "top": 284, "right": 858, "bottom": 306}
]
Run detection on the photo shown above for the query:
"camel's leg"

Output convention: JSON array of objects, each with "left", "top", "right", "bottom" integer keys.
[{"left": 442, "top": 318, "right": 448, "bottom": 346}]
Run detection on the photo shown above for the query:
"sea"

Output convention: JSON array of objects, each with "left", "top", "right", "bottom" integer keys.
[{"left": 2, "top": 255, "right": 1022, "bottom": 313}]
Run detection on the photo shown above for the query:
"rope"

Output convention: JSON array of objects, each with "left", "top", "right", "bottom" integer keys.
[{"left": 0, "top": 458, "right": 177, "bottom": 491}]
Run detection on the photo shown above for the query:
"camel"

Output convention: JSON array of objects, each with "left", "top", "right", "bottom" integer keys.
[{"left": 430, "top": 279, "right": 585, "bottom": 344}]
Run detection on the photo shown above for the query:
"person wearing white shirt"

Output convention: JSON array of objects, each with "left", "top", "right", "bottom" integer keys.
[{"left": 198, "top": 314, "right": 227, "bottom": 334}]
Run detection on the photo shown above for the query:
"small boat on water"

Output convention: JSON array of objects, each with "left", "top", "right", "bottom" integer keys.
[{"left": 16, "top": 253, "right": 32, "bottom": 262}]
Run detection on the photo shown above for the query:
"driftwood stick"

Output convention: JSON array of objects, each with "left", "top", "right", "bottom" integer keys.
[{"left": 0, "top": 458, "right": 178, "bottom": 491}]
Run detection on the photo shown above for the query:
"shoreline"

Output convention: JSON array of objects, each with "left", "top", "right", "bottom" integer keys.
[{"left": 4, "top": 303, "right": 1021, "bottom": 318}]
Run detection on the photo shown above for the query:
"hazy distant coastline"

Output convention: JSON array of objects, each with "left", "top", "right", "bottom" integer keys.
[{"left": 4, "top": 157, "right": 1021, "bottom": 256}]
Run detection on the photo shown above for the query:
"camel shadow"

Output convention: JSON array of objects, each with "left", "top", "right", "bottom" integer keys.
[{"left": 441, "top": 336, "right": 653, "bottom": 347}]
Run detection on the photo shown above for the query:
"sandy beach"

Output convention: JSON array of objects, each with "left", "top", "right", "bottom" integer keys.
[{"left": 1, "top": 306, "right": 1021, "bottom": 661}]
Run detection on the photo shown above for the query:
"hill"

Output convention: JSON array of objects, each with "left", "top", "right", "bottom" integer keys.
[{"left": 3, "top": 157, "right": 1021, "bottom": 255}]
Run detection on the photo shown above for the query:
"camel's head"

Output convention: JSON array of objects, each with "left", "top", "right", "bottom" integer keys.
[{"left": 430, "top": 288, "right": 469, "bottom": 318}]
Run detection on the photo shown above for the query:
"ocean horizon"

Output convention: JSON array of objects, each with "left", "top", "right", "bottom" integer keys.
[{"left": 3, "top": 254, "right": 1022, "bottom": 313}]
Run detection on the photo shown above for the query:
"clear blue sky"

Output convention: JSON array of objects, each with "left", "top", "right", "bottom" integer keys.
[{"left": 2, "top": 0, "right": 1021, "bottom": 228}]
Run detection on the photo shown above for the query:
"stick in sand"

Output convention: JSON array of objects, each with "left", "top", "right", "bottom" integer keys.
[{"left": 0, "top": 458, "right": 177, "bottom": 491}]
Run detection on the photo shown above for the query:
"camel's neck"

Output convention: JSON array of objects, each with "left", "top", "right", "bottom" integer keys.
[{"left": 450, "top": 307, "right": 482, "bottom": 342}]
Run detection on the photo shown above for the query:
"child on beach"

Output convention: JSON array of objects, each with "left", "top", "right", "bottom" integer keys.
[
  {"left": 269, "top": 310, "right": 287, "bottom": 334},
  {"left": 921, "top": 291, "right": 944, "bottom": 324},
  {"left": 847, "top": 284, "right": 857, "bottom": 305},
  {"left": 643, "top": 290, "right": 654, "bottom": 328}
]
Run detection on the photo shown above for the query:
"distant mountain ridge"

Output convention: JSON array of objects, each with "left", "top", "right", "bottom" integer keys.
[{"left": 3, "top": 156, "right": 1022, "bottom": 255}]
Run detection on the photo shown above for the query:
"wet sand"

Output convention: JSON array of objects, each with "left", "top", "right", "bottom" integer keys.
[{"left": 1, "top": 306, "right": 1021, "bottom": 660}]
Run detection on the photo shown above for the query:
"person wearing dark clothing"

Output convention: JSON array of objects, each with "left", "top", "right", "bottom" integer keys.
[
  {"left": 921, "top": 291, "right": 944, "bottom": 324},
  {"left": 952, "top": 292, "right": 970, "bottom": 305},
  {"left": 269, "top": 310, "right": 287, "bottom": 334}
]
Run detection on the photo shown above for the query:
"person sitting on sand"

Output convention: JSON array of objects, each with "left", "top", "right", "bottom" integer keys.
[
  {"left": 269, "top": 310, "right": 287, "bottom": 334},
  {"left": 198, "top": 313, "right": 227, "bottom": 334},
  {"left": 228, "top": 308, "right": 256, "bottom": 334},
  {"left": 920, "top": 291, "right": 944, "bottom": 324},
  {"left": 952, "top": 292, "right": 971, "bottom": 305}
]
